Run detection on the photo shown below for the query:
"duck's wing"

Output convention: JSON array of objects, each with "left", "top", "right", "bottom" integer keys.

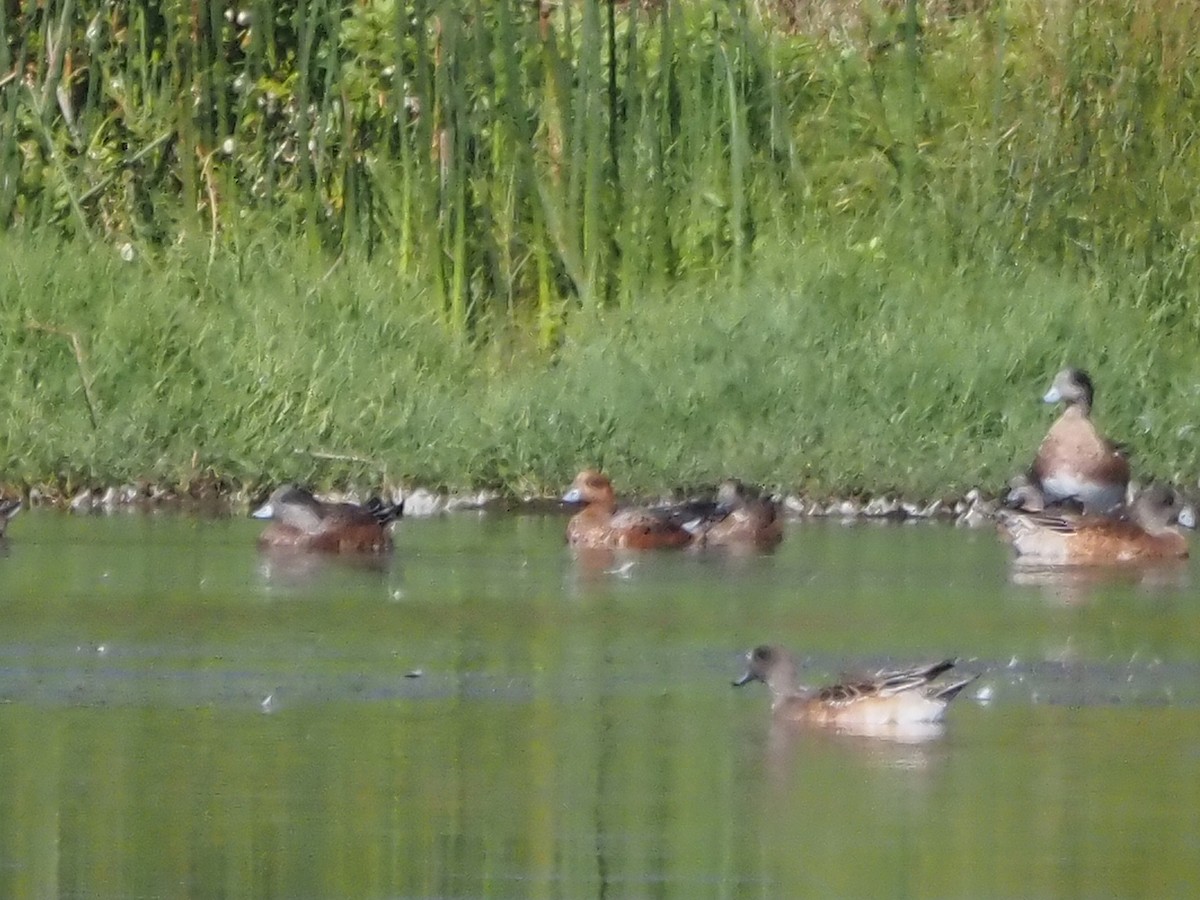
[
  {"left": 818, "top": 659, "right": 959, "bottom": 704},
  {"left": 1027, "top": 513, "right": 1154, "bottom": 541},
  {"left": 870, "top": 659, "right": 958, "bottom": 695},
  {"left": 997, "top": 509, "right": 1090, "bottom": 537},
  {"left": 318, "top": 501, "right": 388, "bottom": 530},
  {"left": 648, "top": 499, "right": 721, "bottom": 530},
  {"left": 612, "top": 505, "right": 692, "bottom": 533}
]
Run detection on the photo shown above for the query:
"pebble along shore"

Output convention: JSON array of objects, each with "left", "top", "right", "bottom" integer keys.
[{"left": 4, "top": 482, "right": 1024, "bottom": 529}]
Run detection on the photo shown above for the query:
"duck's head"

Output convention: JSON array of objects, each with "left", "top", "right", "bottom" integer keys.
[
  {"left": 1042, "top": 367, "right": 1094, "bottom": 410},
  {"left": 562, "top": 469, "right": 616, "bottom": 507},
  {"left": 733, "top": 644, "right": 797, "bottom": 692}
]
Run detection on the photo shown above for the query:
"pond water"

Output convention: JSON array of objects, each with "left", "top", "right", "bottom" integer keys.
[{"left": 1, "top": 510, "right": 1199, "bottom": 897}]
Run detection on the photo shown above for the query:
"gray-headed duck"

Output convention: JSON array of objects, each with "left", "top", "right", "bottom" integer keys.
[
  {"left": 252, "top": 485, "right": 400, "bottom": 553},
  {"left": 1029, "top": 367, "right": 1130, "bottom": 514},
  {"left": 734, "top": 645, "right": 976, "bottom": 728},
  {"left": 998, "top": 483, "right": 1193, "bottom": 565},
  {"left": 685, "top": 479, "right": 783, "bottom": 548},
  {"left": 562, "top": 469, "right": 692, "bottom": 550}
]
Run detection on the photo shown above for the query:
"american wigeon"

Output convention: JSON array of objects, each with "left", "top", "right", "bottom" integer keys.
[
  {"left": 685, "top": 480, "right": 783, "bottom": 548},
  {"left": 998, "top": 484, "right": 1194, "bottom": 565},
  {"left": 251, "top": 485, "right": 399, "bottom": 553},
  {"left": 562, "top": 469, "right": 692, "bottom": 550},
  {"left": 734, "top": 645, "right": 976, "bottom": 728},
  {"left": 0, "top": 497, "right": 20, "bottom": 538},
  {"left": 1028, "top": 368, "right": 1130, "bottom": 513}
]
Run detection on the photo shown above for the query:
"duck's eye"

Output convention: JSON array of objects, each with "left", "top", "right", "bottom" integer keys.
[{"left": 753, "top": 646, "right": 771, "bottom": 662}]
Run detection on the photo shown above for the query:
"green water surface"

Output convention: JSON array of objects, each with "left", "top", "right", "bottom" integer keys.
[{"left": 1, "top": 511, "right": 1199, "bottom": 898}]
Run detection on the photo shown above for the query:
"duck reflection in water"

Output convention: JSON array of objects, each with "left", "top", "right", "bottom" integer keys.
[
  {"left": 759, "top": 714, "right": 953, "bottom": 780},
  {"left": 1007, "top": 558, "right": 1191, "bottom": 607},
  {"left": 256, "top": 546, "right": 395, "bottom": 587}
]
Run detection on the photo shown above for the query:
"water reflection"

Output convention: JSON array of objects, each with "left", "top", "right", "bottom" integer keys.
[
  {"left": 566, "top": 542, "right": 781, "bottom": 593},
  {"left": 567, "top": 546, "right": 625, "bottom": 581},
  {"left": 1009, "top": 559, "right": 1190, "bottom": 605},
  {"left": 255, "top": 546, "right": 396, "bottom": 586},
  {"left": 1, "top": 513, "right": 1200, "bottom": 896},
  {"left": 763, "top": 710, "right": 950, "bottom": 753},
  {"left": 763, "top": 717, "right": 949, "bottom": 769}
]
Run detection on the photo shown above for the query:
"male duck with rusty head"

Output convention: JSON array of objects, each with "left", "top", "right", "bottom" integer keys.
[{"left": 562, "top": 469, "right": 692, "bottom": 550}]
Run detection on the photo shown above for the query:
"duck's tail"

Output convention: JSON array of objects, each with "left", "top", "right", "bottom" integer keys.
[
  {"left": 365, "top": 496, "right": 404, "bottom": 525},
  {"left": 932, "top": 673, "right": 979, "bottom": 704}
]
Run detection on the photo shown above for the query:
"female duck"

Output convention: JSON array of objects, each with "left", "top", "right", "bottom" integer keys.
[
  {"left": 1028, "top": 367, "right": 1130, "bottom": 514},
  {"left": 562, "top": 469, "right": 692, "bottom": 550},
  {"left": 998, "top": 484, "right": 1193, "bottom": 565},
  {"left": 685, "top": 479, "right": 783, "bottom": 548},
  {"left": 733, "top": 645, "right": 975, "bottom": 728},
  {"left": 252, "top": 484, "right": 400, "bottom": 554}
]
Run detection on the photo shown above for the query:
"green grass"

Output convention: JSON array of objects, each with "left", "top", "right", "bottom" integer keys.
[
  {"left": 3, "top": 225, "right": 1198, "bottom": 499},
  {"left": 4, "top": 1, "right": 1200, "bottom": 497}
]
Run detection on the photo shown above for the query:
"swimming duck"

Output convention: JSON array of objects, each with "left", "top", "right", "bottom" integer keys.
[
  {"left": 0, "top": 497, "right": 20, "bottom": 538},
  {"left": 1028, "top": 368, "right": 1130, "bottom": 514},
  {"left": 733, "top": 645, "right": 976, "bottom": 728},
  {"left": 685, "top": 479, "right": 783, "bottom": 548},
  {"left": 998, "top": 483, "right": 1193, "bottom": 565},
  {"left": 251, "top": 485, "right": 398, "bottom": 553},
  {"left": 562, "top": 469, "right": 692, "bottom": 550}
]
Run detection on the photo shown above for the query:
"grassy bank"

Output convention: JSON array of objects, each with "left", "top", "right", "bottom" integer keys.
[
  {"left": 3, "top": 226, "right": 1198, "bottom": 500},
  {"left": 3, "top": 1, "right": 1200, "bottom": 498}
]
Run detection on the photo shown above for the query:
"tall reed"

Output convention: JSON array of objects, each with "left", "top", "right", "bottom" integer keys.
[{"left": 3, "top": 0, "right": 1200, "bottom": 346}]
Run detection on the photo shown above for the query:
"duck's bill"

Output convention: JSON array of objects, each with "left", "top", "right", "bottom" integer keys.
[
  {"left": 251, "top": 501, "right": 275, "bottom": 519},
  {"left": 732, "top": 670, "right": 756, "bottom": 687},
  {"left": 1179, "top": 504, "right": 1197, "bottom": 529},
  {"left": 561, "top": 488, "right": 583, "bottom": 503},
  {"left": 1042, "top": 386, "right": 1063, "bottom": 403}
]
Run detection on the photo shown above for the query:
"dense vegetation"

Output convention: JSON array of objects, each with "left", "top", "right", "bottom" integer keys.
[{"left": 2, "top": 0, "right": 1199, "bottom": 497}]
